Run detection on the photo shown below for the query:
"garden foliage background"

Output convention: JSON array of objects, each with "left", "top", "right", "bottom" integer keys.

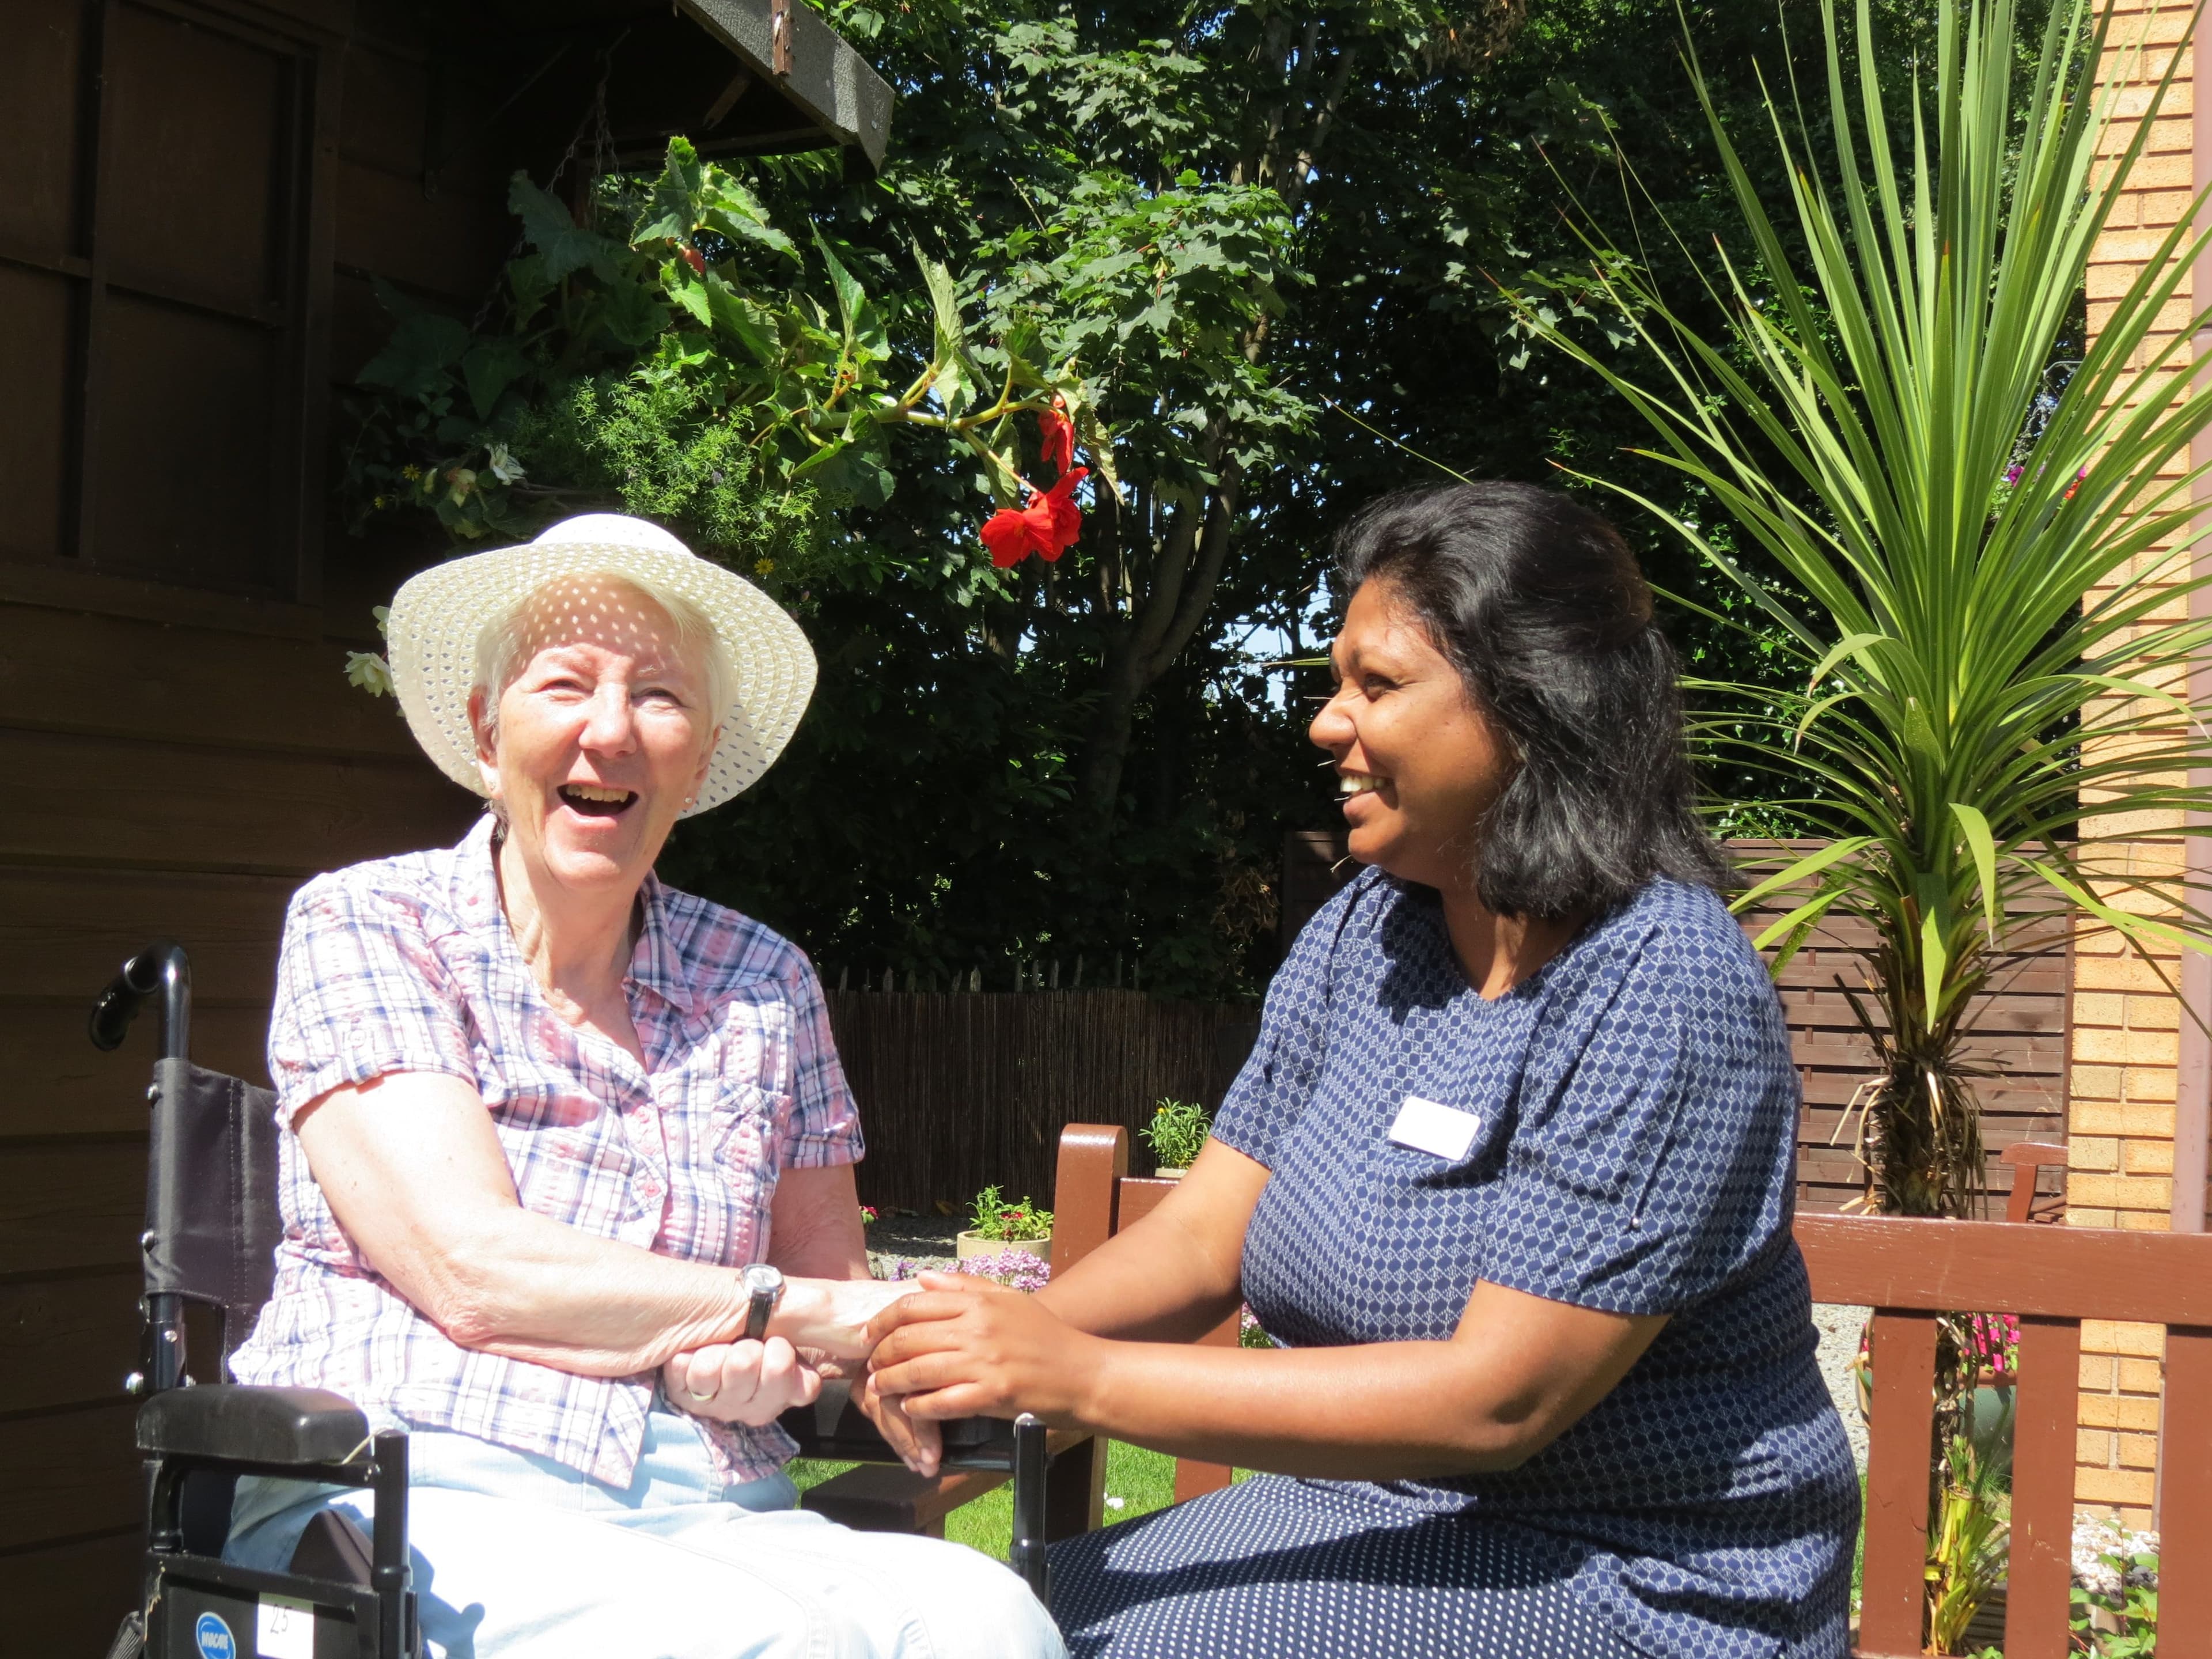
[{"left": 346, "top": 0, "right": 2035, "bottom": 999}]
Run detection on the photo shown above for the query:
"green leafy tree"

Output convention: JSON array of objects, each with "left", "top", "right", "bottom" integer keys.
[{"left": 344, "top": 1, "right": 1983, "bottom": 998}]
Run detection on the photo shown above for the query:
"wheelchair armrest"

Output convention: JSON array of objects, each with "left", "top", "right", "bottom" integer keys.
[
  {"left": 137, "top": 1384, "right": 372, "bottom": 1467},
  {"left": 780, "top": 1380, "right": 1013, "bottom": 1465}
]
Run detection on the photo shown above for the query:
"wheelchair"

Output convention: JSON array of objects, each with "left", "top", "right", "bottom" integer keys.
[{"left": 90, "top": 941, "right": 1053, "bottom": 1659}]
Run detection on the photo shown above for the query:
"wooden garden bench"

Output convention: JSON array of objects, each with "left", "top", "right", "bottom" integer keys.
[
  {"left": 816, "top": 1125, "right": 2212, "bottom": 1659},
  {"left": 1801, "top": 1209, "right": 2212, "bottom": 1657}
]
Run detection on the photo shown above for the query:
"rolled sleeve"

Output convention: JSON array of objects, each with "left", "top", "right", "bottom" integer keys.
[
  {"left": 777, "top": 954, "right": 863, "bottom": 1168},
  {"left": 266, "top": 876, "right": 477, "bottom": 1127}
]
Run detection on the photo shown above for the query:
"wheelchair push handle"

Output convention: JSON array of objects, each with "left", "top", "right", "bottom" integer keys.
[{"left": 88, "top": 941, "right": 191, "bottom": 1060}]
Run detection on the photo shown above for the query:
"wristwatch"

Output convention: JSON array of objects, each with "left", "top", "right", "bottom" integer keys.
[{"left": 742, "top": 1263, "right": 785, "bottom": 1343}]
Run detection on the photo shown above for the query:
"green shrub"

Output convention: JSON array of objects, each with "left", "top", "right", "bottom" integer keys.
[{"left": 1142, "top": 1099, "right": 1213, "bottom": 1169}]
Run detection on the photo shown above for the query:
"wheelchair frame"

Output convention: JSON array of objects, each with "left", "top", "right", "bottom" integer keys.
[
  {"left": 96, "top": 942, "right": 422, "bottom": 1659},
  {"left": 91, "top": 940, "right": 1053, "bottom": 1658}
]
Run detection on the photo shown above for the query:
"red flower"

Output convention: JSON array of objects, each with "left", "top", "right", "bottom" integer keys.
[
  {"left": 680, "top": 244, "right": 706, "bottom": 276},
  {"left": 981, "top": 507, "right": 1033, "bottom": 568},
  {"left": 1037, "top": 403, "right": 1075, "bottom": 475},
  {"left": 979, "top": 467, "right": 1089, "bottom": 567}
]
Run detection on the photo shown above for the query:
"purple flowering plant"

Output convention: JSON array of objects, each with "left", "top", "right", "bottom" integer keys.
[{"left": 956, "top": 1248, "right": 1052, "bottom": 1293}]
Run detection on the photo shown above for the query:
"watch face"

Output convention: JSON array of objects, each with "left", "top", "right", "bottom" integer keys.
[{"left": 744, "top": 1264, "right": 783, "bottom": 1296}]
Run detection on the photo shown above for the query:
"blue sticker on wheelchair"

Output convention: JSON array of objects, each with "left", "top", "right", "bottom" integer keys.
[{"left": 193, "top": 1611, "right": 237, "bottom": 1659}]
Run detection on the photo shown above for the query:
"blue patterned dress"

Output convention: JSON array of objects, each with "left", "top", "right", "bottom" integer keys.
[{"left": 1049, "top": 873, "right": 1858, "bottom": 1659}]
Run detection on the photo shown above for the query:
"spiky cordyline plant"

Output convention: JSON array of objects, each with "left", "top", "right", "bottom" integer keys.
[{"left": 1514, "top": 0, "right": 2212, "bottom": 1217}]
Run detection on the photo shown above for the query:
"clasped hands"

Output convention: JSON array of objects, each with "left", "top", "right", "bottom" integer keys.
[{"left": 662, "top": 1272, "right": 1089, "bottom": 1478}]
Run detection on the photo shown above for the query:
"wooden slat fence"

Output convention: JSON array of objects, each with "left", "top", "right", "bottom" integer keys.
[{"left": 1733, "top": 840, "right": 2071, "bottom": 1216}]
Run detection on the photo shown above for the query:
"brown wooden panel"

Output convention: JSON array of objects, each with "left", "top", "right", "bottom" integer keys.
[
  {"left": 1115, "top": 1177, "right": 1176, "bottom": 1233},
  {"left": 0, "top": 1401, "right": 142, "bottom": 1552},
  {"left": 1859, "top": 1310, "right": 1937, "bottom": 1656},
  {"left": 104, "top": 2, "right": 287, "bottom": 312},
  {"left": 0, "top": 562, "right": 323, "bottom": 638},
  {"left": 0, "top": 602, "right": 422, "bottom": 757},
  {"left": 0, "top": 1003, "right": 271, "bottom": 1140},
  {"left": 0, "top": 1138, "right": 146, "bottom": 1277},
  {"left": 0, "top": 1528, "right": 140, "bottom": 1656},
  {"left": 0, "top": 863, "right": 293, "bottom": 1002},
  {"left": 334, "top": 158, "right": 512, "bottom": 302},
  {"left": 1050, "top": 1126, "right": 1128, "bottom": 1278},
  {"left": 0, "top": 726, "right": 475, "bottom": 874},
  {"left": 0, "top": 0, "right": 85, "bottom": 261},
  {"left": 90, "top": 294, "right": 281, "bottom": 592},
  {"left": 339, "top": 39, "right": 431, "bottom": 179},
  {"left": 1796, "top": 1215, "right": 2212, "bottom": 1324},
  {"left": 0, "top": 264, "right": 75, "bottom": 565},
  {"left": 0, "top": 1270, "right": 139, "bottom": 1415},
  {"left": 2162, "top": 1326, "right": 2212, "bottom": 1659},
  {"left": 2006, "top": 1316, "right": 2081, "bottom": 1659}
]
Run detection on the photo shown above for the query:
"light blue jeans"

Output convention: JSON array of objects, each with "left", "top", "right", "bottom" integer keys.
[{"left": 226, "top": 1406, "right": 1066, "bottom": 1659}]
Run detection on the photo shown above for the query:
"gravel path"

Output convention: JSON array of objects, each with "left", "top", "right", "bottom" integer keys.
[
  {"left": 1812, "top": 1303, "right": 1871, "bottom": 1474},
  {"left": 865, "top": 1214, "right": 963, "bottom": 1281}
]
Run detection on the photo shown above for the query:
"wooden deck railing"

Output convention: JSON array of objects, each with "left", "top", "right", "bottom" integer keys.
[{"left": 1051, "top": 1126, "right": 2212, "bottom": 1659}]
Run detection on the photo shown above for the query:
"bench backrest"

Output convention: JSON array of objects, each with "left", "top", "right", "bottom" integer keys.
[
  {"left": 1048, "top": 1124, "right": 2212, "bottom": 1659},
  {"left": 1802, "top": 1213, "right": 2212, "bottom": 1659}
]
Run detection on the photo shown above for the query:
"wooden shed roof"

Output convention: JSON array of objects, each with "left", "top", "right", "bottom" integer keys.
[{"left": 468, "top": 0, "right": 895, "bottom": 172}]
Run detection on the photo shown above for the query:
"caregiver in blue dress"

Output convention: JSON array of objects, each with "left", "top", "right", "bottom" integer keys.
[{"left": 865, "top": 482, "right": 1859, "bottom": 1658}]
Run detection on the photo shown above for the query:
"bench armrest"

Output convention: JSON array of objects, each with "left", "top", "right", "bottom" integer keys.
[
  {"left": 781, "top": 1381, "right": 1013, "bottom": 1465},
  {"left": 138, "top": 1384, "right": 372, "bottom": 1467}
]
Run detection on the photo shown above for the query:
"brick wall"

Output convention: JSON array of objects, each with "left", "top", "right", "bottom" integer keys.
[{"left": 2073, "top": 0, "right": 2198, "bottom": 1527}]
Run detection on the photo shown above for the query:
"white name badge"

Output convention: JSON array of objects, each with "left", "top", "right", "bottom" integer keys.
[{"left": 1388, "top": 1095, "right": 1482, "bottom": 1161}]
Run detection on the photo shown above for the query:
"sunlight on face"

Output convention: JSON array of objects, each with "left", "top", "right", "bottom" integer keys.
[
  {"left": 470, "top": 576, "right": 721, "bottom": 898},
  {"left": 1308, "top": 577, "right": 1514, "bottom": 894}
]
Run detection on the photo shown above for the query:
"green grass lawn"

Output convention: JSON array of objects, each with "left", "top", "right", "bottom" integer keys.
[{"left": 789, "top": 1442, "right": 1244, "bottom": 1559}]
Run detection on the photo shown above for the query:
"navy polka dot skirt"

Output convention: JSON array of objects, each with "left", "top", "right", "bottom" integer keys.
[{"left": 1050, "top": 1478, "right": 1628, "bottom": 1658}]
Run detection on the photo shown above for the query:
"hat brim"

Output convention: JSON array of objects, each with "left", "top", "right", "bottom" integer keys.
[{"left": 385, "top": 538, "right": 817, "bottom": 817}]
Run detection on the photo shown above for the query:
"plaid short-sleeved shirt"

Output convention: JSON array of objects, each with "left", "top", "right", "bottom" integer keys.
[{"left": 228, "top": 816, "right": 864, "bottom": 1487}]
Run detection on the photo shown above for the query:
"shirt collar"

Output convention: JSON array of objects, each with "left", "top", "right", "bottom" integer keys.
[
  {"left": 450, "top": 814, "right": 699, "bottom": 1016},
  {"left": 625, "top": 866, "right": 698, "bottom": 1014}
]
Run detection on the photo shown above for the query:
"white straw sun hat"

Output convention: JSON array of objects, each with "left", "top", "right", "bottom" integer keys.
[{"left": 385, "top": 513, "right": 817, "bottom": 817}]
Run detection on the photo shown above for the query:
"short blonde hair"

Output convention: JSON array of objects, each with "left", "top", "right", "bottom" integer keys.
[{"left": 471, "top": 569, "right": 735, "bottom": 745}]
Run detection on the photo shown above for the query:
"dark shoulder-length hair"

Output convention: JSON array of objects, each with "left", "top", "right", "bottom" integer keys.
[{"left": 1335, "top": 479, "right": 1727, "bottom": 919}]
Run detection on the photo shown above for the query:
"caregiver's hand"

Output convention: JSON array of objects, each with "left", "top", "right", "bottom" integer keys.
[
  {"left": 865, "top": 1272, "right": 1100, "bottom": 1426},
  {"left": 665, "top": 1337, "right": 821, "bottom": 1426},
  {"left": 853, "top": 1369, "right": 947, "bottom": 1478}
]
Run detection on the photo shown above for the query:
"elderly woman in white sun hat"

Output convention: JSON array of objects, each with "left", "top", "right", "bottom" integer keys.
[{"left": 222, "top": 514, "right": 1066, "bottom": 1659}]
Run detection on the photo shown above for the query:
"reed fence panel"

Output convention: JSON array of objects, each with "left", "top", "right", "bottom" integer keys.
[{"left": 825, "top": 989, "right": 1259, "bottom": 1214}]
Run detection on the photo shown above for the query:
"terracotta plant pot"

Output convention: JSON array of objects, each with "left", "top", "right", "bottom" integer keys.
[{"left": 956, "top": 1229, "right": 1053, "bottom": 1263}]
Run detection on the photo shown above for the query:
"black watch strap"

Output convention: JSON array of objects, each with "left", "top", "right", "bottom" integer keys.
[{"left": 743, "top": 1267, "right": 783, "bottom": 1342}]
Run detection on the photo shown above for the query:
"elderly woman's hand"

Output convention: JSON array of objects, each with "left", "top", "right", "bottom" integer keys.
[{"left": 664, "top": 1337, "right": 823, "bottom": 1426}]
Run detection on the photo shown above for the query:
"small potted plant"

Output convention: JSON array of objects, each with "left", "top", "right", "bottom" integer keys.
[
  {"left": 957, "top": 1184, "right": 1054, "bottom": 1266},
  {"left": 1143, "top": 1098, "right": 1212, "bottom": 1178}
]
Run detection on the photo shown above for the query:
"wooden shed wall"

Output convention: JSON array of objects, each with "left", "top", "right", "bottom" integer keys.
[{"left": 0, "top": 1, "right": 488, "bottom": 1642}]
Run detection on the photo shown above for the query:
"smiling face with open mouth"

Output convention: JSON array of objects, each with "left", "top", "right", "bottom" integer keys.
[
  {"left": 1309, "top": 577, "right": 1514, "bottom": 896},
  {"left": 470, "top": 577, "right": 721, "bottom": 902}
]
